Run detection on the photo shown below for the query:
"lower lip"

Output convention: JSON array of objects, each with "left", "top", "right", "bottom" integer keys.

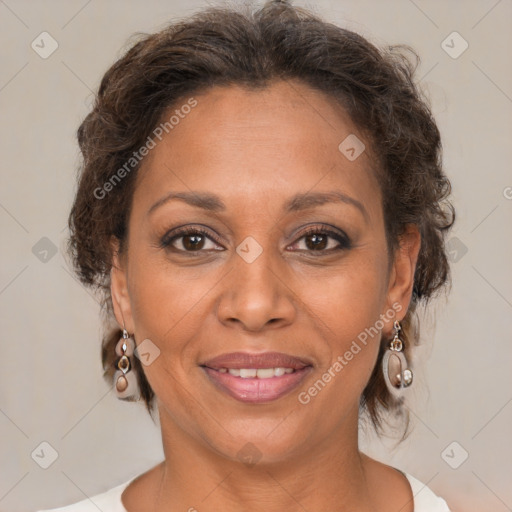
[{"left": 203, "top": 367, "right": 312, "bottom": 404}]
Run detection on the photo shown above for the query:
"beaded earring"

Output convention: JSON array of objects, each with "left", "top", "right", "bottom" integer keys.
[
  {"left": 382, "top": 320, "right": 413, "bottom": 398},
  {"left": 113, "top": 328, "right": 140, "bottom": 401}
]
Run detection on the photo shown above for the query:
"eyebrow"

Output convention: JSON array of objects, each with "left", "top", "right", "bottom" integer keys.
[{"left": 147, "top": 190, "right": 369, "bottom": 222}]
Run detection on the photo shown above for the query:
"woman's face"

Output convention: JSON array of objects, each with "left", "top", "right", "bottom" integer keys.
[{"left": 112, "top": 79, "right": 419, "bottom": 464}]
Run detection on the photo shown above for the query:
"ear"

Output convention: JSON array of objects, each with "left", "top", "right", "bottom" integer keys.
[
  {"left": 383, "top": 224, "right": 421, "bottom": 334},
  {"left": 110, "top": 236, "right": 135, "bottom": 333}
]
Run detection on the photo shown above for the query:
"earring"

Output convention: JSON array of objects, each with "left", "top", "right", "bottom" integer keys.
[
  {"left": 382, "top": 320, "right": 413, "bottom": 398},
  {"left": 114, "top": 329, "right": 140, "bottom": 401}
]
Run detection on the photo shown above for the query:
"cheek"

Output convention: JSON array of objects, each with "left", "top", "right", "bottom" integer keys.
[
  {"left": 317, "top": 254, "right": 387, "bottom": 340},
  {"left": 127, "top": 262, "right": 169, "bottom": 337},
  {"left": 304, "top": 290, "right": 383, "bottom": 413},
  {"left": 127, "top": 253, "right": 201, "bottom": 340},
  {"left": 308, "top": 253, "right": 386, "bottom": 390},
  {"left": 125, "top": 257, "right": 202, "bottom": 403},
  {"left": 125, "top": 251, "right": 222, "bottom": 393}
]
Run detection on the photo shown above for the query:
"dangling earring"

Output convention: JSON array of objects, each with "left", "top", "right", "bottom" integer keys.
[
  {"left": 114, "top": 328, "right": 140, "bottom": 401},
  {"left": 382, "top": 320, "right": 413, "bottom": 398}
]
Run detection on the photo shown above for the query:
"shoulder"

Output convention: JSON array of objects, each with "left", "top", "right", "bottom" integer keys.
[
  {"left": 402, "top": 471, "right": 452, "bottom": 512},
  {"left": 360, "top": 454, "right": 451, "bottom": 512},
  {"left": 35, "top": 477, "right": 133, "bottom": 512}
]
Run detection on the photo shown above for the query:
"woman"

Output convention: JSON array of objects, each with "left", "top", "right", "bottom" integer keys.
[{"left": 38, "top": 0, "right": 455, "bottom": 510}]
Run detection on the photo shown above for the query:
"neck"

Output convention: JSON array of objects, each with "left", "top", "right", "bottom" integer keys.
[{"left": 151, "top": 403, "right": 376, "bottom": 512}]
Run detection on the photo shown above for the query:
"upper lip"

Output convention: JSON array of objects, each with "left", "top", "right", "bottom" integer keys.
[{"left": 201, "top": 351, "right": 312, "bottom": 370}]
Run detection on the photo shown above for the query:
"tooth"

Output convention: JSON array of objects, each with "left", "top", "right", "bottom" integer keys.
[
  {"left": 239, "top": 369, "right": 257, "bottom": 378},
  {"left": 256, "top": 368, "right": 275, "bottom": 379},
  {"left": 224, "top": 367, "right": 295, "bottom": 378}
]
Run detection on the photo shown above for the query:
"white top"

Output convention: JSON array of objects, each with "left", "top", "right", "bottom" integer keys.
[{"left": 37, "top": 470, "right": 452, "bottom": 511}]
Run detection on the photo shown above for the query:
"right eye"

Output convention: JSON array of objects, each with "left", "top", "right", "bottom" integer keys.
[{"left": 160, "top": 226, "right": 225, "bottom": 253}]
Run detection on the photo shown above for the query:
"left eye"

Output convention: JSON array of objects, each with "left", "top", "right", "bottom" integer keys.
[{"left": 289, "top": 228, "right": 350, "bottom": 253}]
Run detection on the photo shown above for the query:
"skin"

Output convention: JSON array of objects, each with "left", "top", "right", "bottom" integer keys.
[{"left": 110, "top": 79, "right": 421, "bottom": 512}]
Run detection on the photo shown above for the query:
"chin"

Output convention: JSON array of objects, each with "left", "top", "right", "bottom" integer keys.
[{"left": 202, "top": 416, "right": 314, "bottom": 468}]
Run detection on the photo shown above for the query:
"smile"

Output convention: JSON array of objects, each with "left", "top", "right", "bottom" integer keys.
[
  {"left": 201, "top": 351, "right": 313, "bottom": 403},
  {"left": 218, "top": 367, "right": 295, "bottom": 378}
]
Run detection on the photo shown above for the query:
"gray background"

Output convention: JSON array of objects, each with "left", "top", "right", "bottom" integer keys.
[{"left": 1, "top": 0, "right": 511, "bottom": 511}]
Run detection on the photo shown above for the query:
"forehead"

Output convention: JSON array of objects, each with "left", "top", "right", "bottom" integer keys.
[{"left": 133, "top": 79, "right": 381, "bottom": 221}]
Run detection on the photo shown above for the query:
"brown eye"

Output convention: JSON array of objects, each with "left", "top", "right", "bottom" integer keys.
[
  {"left": 182, "top": 233, "right": 206, "bottom": 250},
  {"left": 291, "top": 226, "right": 351, "bottom": 254},
  {"left": 304, "top": 232, "right": 328, "bottom": 250},
  {"left": 160, "top": 227, "right": 223, "bottom": 253}
]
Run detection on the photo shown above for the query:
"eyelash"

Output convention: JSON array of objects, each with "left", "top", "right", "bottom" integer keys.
[{"left": 159, "top": 224, "right": 351, "bottom": 255}]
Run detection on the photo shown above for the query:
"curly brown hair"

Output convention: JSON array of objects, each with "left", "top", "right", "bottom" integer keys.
[{"left": 67, "top": 0, "right": 455, "bottom": 437}]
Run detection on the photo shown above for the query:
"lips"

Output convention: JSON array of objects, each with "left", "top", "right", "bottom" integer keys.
[
  {"left": 201, "top": 352, "right": 313, "bottom": 404},
  {"left": 202, "top": 351, "right": 311, "bottom": 370}
]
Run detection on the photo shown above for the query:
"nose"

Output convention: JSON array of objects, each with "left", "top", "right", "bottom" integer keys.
[{"left": 216, "top": 246, "right": 296, "bottom": 333}]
